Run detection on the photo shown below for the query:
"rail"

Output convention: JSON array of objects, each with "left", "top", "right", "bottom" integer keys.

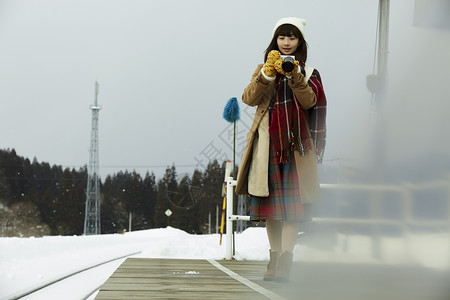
[
  {"left": 2, "top": 251, "right": 142, "bottom": 300},
  {"left": 224, "top": 176, "right": 450, "bottom": 260},
  {"left": 316, "top": 179, "right": 450, "bottom": 227}
]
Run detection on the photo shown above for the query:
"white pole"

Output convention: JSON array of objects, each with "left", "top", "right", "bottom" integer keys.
[
  {"left": 376, "top": 0, "right": 390, "bottom": 108},
  {"left": 225, "top": 176, "right": 236, "bottom": 260},
  {"left": 128, "top": 212, "right": 132, "bottom": 232},
  {"left": 372, "top": 0, "right": 390, "bottom": 258},
  {"left": 208, "top": 211, "right": 211, "bottom": 234},
  {"left": 216, "top": 205, "right": 219, "bottom": 234}
]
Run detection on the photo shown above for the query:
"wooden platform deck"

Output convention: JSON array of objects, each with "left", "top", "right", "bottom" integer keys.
[
  {"left": 95, "top": 257, "right": 450, "bottom": 300},
  {"left": 94, "top": 258, "right": 290, "bottom": 299}
]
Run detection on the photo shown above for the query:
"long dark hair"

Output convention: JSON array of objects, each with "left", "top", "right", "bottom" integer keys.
[{"left": 264, "top": 24, "right": 308, "bottom": 63}]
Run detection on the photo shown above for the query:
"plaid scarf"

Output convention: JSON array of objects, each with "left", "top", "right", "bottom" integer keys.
[
  {"left": 307, "top": 71, "right": 327, "bottom": 163},
  {"left": 269, "top": 70, "right": 327, "bottom": 164},
  {"left": 269, "top": 77, "right": 312, "bottom": 164}
]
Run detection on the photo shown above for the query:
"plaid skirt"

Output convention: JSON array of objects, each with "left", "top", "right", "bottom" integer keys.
[{"left": 250, "top": 143, "right": 304, "bottom": 222}]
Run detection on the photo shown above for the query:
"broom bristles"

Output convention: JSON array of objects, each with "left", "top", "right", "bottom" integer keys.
[{"left": 223, "top": 97, "right": 240, "bottom": 123}]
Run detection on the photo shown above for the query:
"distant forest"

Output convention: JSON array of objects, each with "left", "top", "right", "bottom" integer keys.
[{"left": 0, "top": 148, "right": 236, "bottom": 237}]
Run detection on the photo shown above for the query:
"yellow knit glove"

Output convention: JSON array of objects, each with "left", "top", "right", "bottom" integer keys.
[
  {"left": 262, "top": 50, "right": 281, "bottom": 77},
  {"left": 274, "top": 58, "right": 299, "bottom": 77}
]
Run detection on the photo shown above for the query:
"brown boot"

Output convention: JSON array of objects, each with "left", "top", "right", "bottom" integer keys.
[
  {"left": 276, "top": 251, "right": 293, "bottom": 282},
  {"left": 263, "top": 250, "right": 279, "bottom": 281}
]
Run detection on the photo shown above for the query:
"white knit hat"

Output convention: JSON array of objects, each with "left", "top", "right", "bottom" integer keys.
[{"left": 272, "top": 17, "right": 306, "bottom": 38}]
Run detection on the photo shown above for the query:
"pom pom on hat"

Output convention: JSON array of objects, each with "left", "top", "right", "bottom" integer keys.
[{"left": 273, "top": 17, "right": 306, "bottom": 38}]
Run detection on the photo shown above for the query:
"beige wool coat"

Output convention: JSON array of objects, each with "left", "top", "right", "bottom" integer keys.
[{"left": 235, "top": 64, "right": 321, "bottom": 205}]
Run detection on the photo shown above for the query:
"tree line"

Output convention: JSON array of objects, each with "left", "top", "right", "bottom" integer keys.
[{"left": 0, "top": 148, "right": 237, "bottom": 237}]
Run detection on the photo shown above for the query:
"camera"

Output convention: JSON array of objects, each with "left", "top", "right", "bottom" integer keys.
[{"left": 281, "top": 55, "right": 295, "bottom": 72}]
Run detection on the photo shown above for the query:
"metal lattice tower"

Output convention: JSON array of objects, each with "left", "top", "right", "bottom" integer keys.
[{"left": 84, "top": 81, "right": 101, "bottom": 235}]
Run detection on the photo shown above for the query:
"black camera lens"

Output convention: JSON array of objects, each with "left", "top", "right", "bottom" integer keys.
[{"left": 282, "top": 56, "right": 295, "bottom": 72}]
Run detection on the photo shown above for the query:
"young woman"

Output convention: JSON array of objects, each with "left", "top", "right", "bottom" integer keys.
[{"left": 236, "top": 17, "right": 327, "bottom": 282}]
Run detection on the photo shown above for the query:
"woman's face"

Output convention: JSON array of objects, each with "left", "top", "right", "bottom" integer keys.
[{"left": 277, "top": 35, "right": 299, "bottom": 55}]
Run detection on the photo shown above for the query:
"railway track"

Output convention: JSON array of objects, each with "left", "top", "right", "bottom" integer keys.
[{"left": 3, "top": 251, "right": 142, "bottom": 300}]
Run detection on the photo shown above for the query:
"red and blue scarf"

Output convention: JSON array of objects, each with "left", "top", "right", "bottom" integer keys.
[{"left": 268, "top": 70, "right": 327, "bottom": 164}]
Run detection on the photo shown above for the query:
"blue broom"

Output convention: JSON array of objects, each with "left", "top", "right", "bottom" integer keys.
[
  {"left": 223, "top": 97, "right": 240, "bottom": 256},
  {"left": 223, "top": 97, "right": 240, "bottom": 179}
]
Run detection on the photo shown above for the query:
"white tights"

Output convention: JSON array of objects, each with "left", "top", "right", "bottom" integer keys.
[{"left": 266, "top": 219, "right": 300, "bottom": 253}]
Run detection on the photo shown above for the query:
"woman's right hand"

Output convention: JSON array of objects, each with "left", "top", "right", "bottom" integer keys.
[
  {"left": 274, "top": 59, "right": 299, "bottom": 77},
  {"left": 263, "top": 50, "right": 281, "bottom": 77}
]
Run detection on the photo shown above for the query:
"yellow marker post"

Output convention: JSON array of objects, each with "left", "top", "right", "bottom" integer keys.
[{"left": 219, "top": 160, "right": 232, "bottom": 245}]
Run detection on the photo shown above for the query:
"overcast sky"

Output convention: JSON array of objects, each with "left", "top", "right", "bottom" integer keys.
[{"left": 1, "top": 0, "right": 449, "bottom": 180}]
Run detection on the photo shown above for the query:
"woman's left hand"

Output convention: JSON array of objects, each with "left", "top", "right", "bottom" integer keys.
[{"left": 274, "top": 59, "right": 299, "bottom": 77}]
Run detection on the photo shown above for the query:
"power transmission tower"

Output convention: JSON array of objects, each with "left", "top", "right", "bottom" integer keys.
[{"left": 84, "top": 81, "right": 102, "bottom": 235}]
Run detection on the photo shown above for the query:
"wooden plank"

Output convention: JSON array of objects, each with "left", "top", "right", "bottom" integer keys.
[
  {"left": 96, "top": 258, "right": 450, "bottom": 300},
  {"left": 95, "top": 290, "right": 264, "bottom": 300},
  {"left": 95, "top": 258, "right": 271, "bottom": 300}
]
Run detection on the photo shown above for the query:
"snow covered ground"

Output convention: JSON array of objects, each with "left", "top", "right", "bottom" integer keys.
[
  {"left": 0, "top": 227, "right": 269, "bottom": 299},
  {"left": 1, "top": 226, "right": 449, "bottom": 300}
]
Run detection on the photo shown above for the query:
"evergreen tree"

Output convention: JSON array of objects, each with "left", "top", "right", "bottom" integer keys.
[
  {"left": 153, "top": 164, "right": 177, "bottom": 228},
  {"left": 102, "top": 175, "right": 121, "bottom": 233},
  {"left": 0, "top": 148, "right": 236, "bottom": 237},
  {"left": 0, "top": 149, "right": 25, "bottom": 205},
  {"left": 198, "top": 160, "right": 225, "bottom": 234},
  {"left": 124, "top": 171, "right": 147, "bottom": 231},
  {"left": 0, "top": 168, "right": 13, "bottom": 206},
  {"left": 0, "top": 149, "right": 86, "bottom": 236},
  {"left": 101, "top": 172, "right": 129, "bottom": 233},
  {"left": 35, "top": 161, "right": 56, "bottom": 229},
  {"left": 153, "top": 179, "right": 168, "bottom": 228},
  {"left": 51, "top": 168, "right": 85, "bottom": 235},
  {"left": 142, "top": 171, "right": 157, "bottom": 228},
  {"left": 189, "top": 169, "right": 204, "bottom": 233},
  {"left": 41, "top": 165, "right": 64, "bottom": 234},
  {"left": 164, "top": 164, "right": 178, "bottom": 193},
  {"left": 170, "top": 174, "right": 191, "bottom": 231}
]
